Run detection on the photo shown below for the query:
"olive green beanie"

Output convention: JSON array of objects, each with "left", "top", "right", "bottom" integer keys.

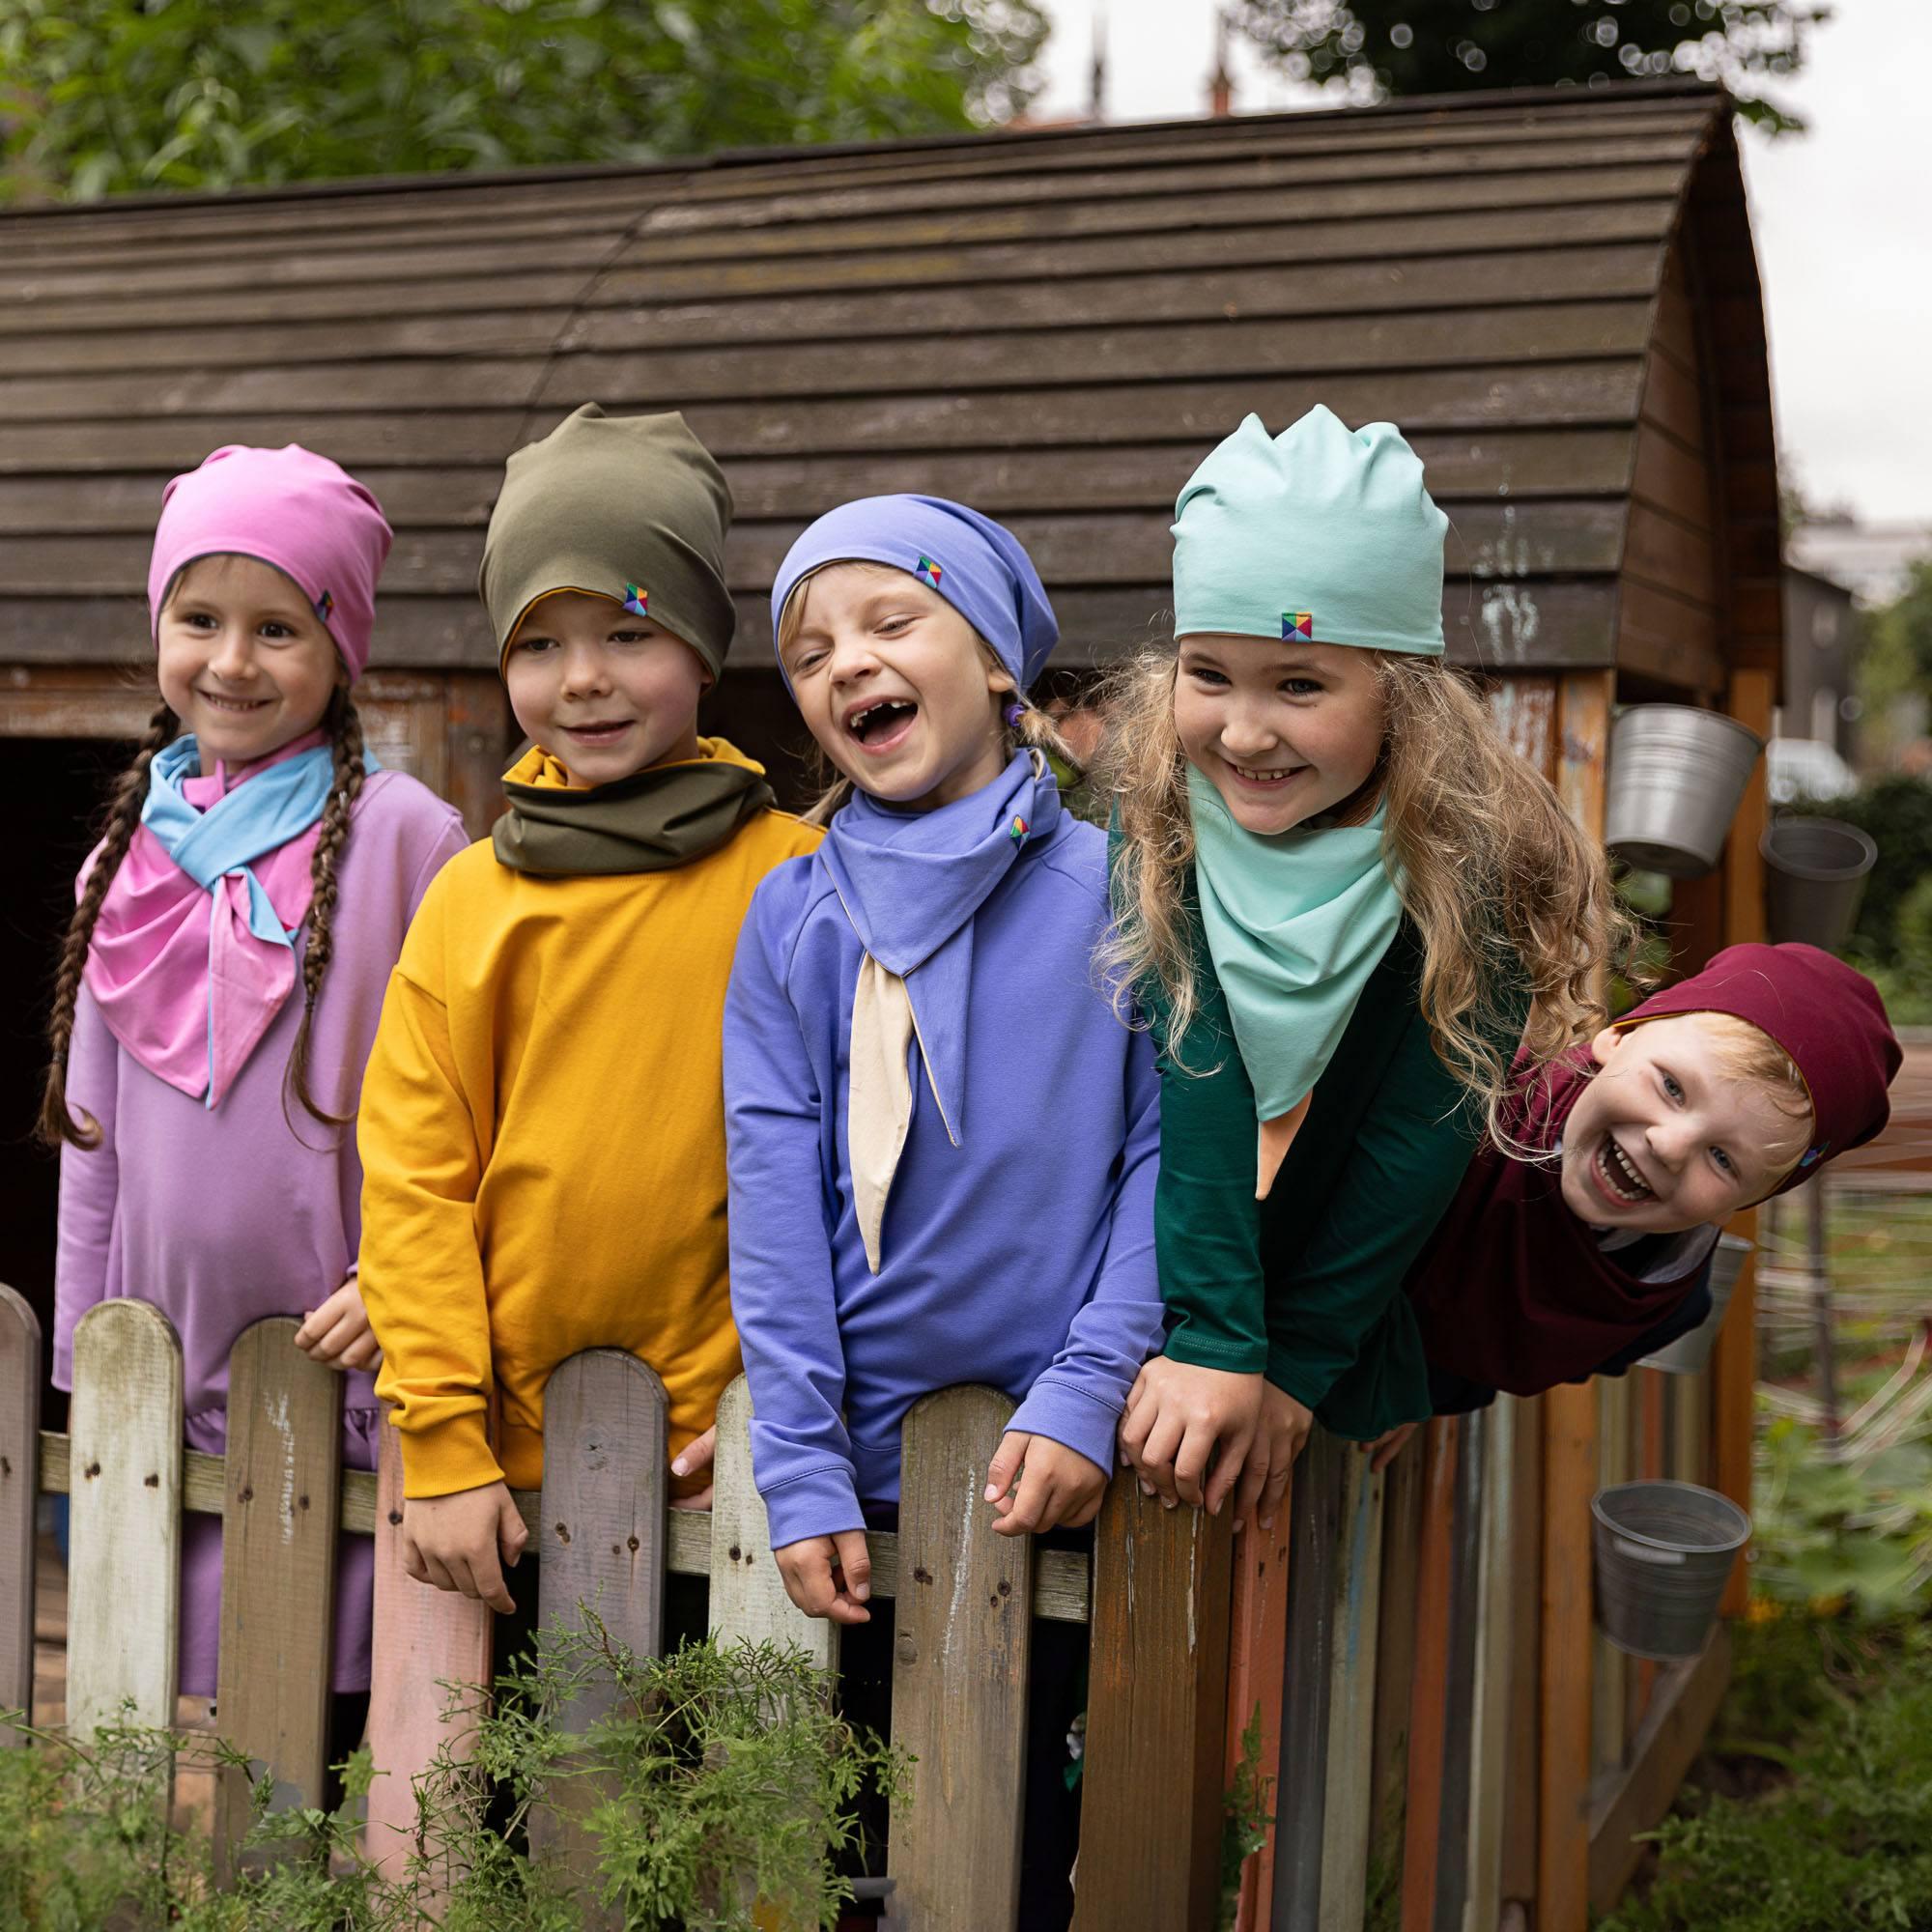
[{"left": 479, "top": 402, "right": 736, "bottom": 676}]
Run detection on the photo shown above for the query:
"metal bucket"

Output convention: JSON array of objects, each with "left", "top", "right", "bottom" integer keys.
[
  {"left": 1592, "top": 1480, "right": 1751, "bottom": 1661},
  {"left": 1605, "top": 705, "right": 1764, "bottom": 877},
  {"left": 1762, "top": 815, "right": 1878, "bottom": 952},
  {"left": 1638, "top": 1233, "right": 1754, "bottom": 1377}
]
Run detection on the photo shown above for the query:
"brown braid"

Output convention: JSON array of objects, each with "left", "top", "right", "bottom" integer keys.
[
  {"left": 39, "top": 701, "right": 181, "bottom": 1151},
  {"left": 284, "top": 687, "right": 366, "bottom": 1131}
]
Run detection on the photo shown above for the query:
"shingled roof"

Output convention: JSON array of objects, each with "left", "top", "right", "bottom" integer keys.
[{"left": 0, "top": 78, "right": 1775, "bottom": 696}]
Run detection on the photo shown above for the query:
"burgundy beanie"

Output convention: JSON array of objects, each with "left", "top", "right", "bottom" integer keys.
[{"left": 1620, "top": 942, "right": 1901, "bottom": 1193}]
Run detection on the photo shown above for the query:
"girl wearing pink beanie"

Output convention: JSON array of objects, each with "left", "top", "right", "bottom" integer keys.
[{"left": 41, "top": 444, "right": 469, "bottom": 1744}]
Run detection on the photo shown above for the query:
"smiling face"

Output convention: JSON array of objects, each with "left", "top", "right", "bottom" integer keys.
[
  {"left": 1172, "top": 633, "right": 1386, "bottom": 835},
  {"left": 501, "top": 589, "right": 708, "bottom": 785},
  {"left": 779, "top": 562, "right": 1011, "bottom": 811},
  {"left": 1559, "top": 1014, "right": 1807, "bottom": 1232},
  {"left": 155, "top": 554, "right": 345, "bottom": 773}
]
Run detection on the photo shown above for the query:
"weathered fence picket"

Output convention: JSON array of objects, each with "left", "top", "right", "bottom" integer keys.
[
  {"left": 1227, "top": 1499, "right": 1293, "bottom": 1932},
  {"left": 65, "top": 1299, "right": 183, "bottom": 1740},
  {"left": 1319, "top": 1443, "right": 1386, "bottom": 1932},
  {"left": 0, "top": 1285, "right": 39, "bottom": 1735},
  {"left": 213, "top": 1318, "right": 344, "bottom": 1873},
  {"left": 1275, "top": 1428, "right": 1343, "bottom": 1925},
  {"left": 1401, "top": 1414, "right": 1462, "bottom": 1932}
]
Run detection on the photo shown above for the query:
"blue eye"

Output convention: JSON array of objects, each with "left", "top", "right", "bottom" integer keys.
[
  {"left": 1662, "top": 1073, "right": 1684, "bottom": 1102},
  {"left": 1712, "top": 1147, "right": 1736, "bottom": 1176},
  {"left": 1282, "top": 677, "right": 1321, "bottom": 696}
]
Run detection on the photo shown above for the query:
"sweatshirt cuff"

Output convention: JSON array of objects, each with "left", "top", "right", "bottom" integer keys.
[
  {"left": 1264, "top": 1346, "right": 1338, "bottom": 1416},
  {"left": 761, "top": 1463, "right": 867, "bottom": 1549},
  {"left": 1163, "top": 1322, "right": 1268, "bottom": 1376},
  {"left": 1009, "top": 1378, "right": 1122, "bottom": 1476},
  {"left": 398, "top": 1410, "right": 504, "bottom": 1501}
]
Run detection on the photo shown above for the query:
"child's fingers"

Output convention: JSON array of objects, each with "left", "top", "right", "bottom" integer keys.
[
  {"left": 1064, "top": 1485, "right": 1107, "bottom": 1530},
  {"left": 415, "top": 1551, "right": 457, "bottom": 1594},
  {"left": 1229, "top": 1439, "right": 1272, "bottom": 1533},
  {"left": 400, "top": 1530, "right": 428, "bottom": 1585},
  {"left": 497, "top": 1496, "right": 529, "bottom": 1569},
  {"left": 1207, "top": 1425, "right": 1260, "bottom": 1520},
  {"left": 1118, "top": 1391, "right": 1161, "bottom": 1465},
  {"left": 459, "top": 1547, "right": 515, "bottom": 1615},
  {"left": 668, "top": 1483, "right": 715, "bottom": 1512},
  {"left": 1259, "top": 1458, "right": 1293, "bottom": 1530},
  {"left": 984, "top": 1430, "right": 1031, "bottom": 1504},
  {"left": 1133, "top": 1409, "right": 1186, "bottom": 1502},
  {"left": 1173, "top": 1417, "right": 1228, "bottom": 1511},
  {"left": 992, "top": 1460, "right": 1055, "bottom": 1537},
  {"left": 831, "top": 1529, "right": 872, "bottom": 1605},
  {"left": 1368, "top": 1424, "right": 1417, "bottom": 1474},
  {"left": 1123, "top": 1364, "right": 1151, "bottom": 1420},
  {"left": 304, "top": 1309, "right": 365, "bottom": 1361},
  {"left": 336, "top": 1334, "right": 382, "bottom": 1372},
  {"left": 671, "top": 1426, "right": 717, "bottom": 1480}
]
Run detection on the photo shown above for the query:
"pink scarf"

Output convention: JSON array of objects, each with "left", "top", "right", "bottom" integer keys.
[{"left": 82, "top": 732, "right": 327, "bottom": 1106}]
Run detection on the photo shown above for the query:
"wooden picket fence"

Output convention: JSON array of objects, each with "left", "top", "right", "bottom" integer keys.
[{"left": 0, "top": 1274, "right": 1744, "bottom": 1932}]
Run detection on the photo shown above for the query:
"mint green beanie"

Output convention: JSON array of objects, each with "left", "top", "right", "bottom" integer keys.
[{"left": 1172, "top": 407, "right": 1447, "bottom": 656}]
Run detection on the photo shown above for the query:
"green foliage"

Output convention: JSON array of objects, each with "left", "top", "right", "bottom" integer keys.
[
  {"left": 1598, "top": 1616, "right": 1932, "bottom": 1932},
  {"left": 1231, "top": 0, "right": 1826, "bottom": 131},
  {"left": 0, "top": 1627, "right": 903, "bottom": 1930},
  {"left": 1217, "top": 1701, "right": 1276, "bottom": 1932},
  {"left": 0, "top": 0, "right": 1047, "bottom": 201}
]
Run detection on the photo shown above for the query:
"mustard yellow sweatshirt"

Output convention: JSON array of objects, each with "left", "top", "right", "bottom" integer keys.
[{"left": 358, "top": 742, "right": 821, "bottom": 1499}]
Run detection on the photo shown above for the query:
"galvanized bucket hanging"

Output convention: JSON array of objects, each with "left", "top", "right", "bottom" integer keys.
[
  {"left": 1604, "top": 705, "right": 1764, "bottom": 877},
  {"left": 1638, "top": 1233, "right": 1754, "bottom": 1377},
  {"left": 1761, "top": 815, "right": 1878, "bottom": 952},
  {"left": 1591, "top": 1479, "right": 1751, "bottom": 1661}
]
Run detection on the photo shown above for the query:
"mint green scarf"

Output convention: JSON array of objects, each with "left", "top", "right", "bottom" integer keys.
[{"left": 1186, "top": 764, "right": 1404, "bottom": 1124}]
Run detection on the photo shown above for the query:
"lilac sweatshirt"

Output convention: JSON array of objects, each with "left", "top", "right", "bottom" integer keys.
[
  {"left": 54, "top": 769, "right": 468, "bottom": 1695},
  {"left": 724, "top": 804, "right": 1164, "bottom": 1549}
]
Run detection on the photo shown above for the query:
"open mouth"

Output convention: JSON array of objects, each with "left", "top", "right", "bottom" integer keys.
[
  {"left": 845, "top": 697, "right": 919, "bottom": 754},
  {"left": 1226, "top": 758, "right": 1306, "bottom": 789},
  {"left": 196, "top": 690, "right": 271, "bottom": 715},
  {"left": 1594, "top": 1135, "right": 1656, "bottom": 1206}
]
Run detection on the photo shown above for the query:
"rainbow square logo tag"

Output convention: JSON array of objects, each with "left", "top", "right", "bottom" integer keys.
[
  {"left": 314, "top": 590, "right": 334, "bottom": 623},
  {"left": 916, "top": 555, "right": 942, "bottom": 589},
  {"left": 1282, "top": 611, "right": 1314, "bottom": 640},
  {"left": 623, "top": 583, "right": 649, "bottom": 617}
]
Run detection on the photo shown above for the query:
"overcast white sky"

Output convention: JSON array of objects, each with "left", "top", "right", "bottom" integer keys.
[{"left": 1032, "top": 0, "right": 1932, "bottom": 527}]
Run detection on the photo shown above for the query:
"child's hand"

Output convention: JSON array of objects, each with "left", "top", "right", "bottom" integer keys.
[
  {"left": 774, "top": 1532, "right": 872, "bottom": 1625},
  {"left": 400, "top": 1482, "right": 527, "bottom": 1614},
  {"left": 984, "top": 1432, "right": 1108, "bottom": 1536},
  {"left": 1360, "top": 1421, "right": 1418, "bottom": 1475},
  {"left": 669, "top": 1425, "right": 717, "bottom": 1511},
  {"left": 1236, "top": 1382, "right": 1312, "bottom": 1533},
  {"left": 1119, "top": 1358, "right": 1264, "bottom": 1514},
  {"left": 294, "top": 1279, "right": 382, "bottom": 1373}
]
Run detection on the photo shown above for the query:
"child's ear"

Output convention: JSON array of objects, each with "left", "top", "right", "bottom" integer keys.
[{"left": 1588, "top": 1025, "right": 1624, "bottom": 1067}]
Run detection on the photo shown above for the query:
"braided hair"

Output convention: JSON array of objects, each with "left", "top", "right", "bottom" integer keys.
[
  {"left": 38, "top": 701, "right": 180, "bottom": 1150},
  {"left": 39, "top": 685, "right": 367, "bottom": 1149}
]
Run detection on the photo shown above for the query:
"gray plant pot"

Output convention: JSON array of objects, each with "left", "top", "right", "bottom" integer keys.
[
  {"left": 1638, "top": 1233, "right": 1754, "bottom": 1377},
  {"left": 1592, "top": 1479, "right": 1751, "bottom": 1662},
  {"left": 1605, "top": 705, "right": 1764, "bottom": 878},
  {"left": 1762, "top": 815, "right": 1878, "bottom": 952}
]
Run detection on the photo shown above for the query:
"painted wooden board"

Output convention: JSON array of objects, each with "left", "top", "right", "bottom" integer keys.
[
  {"left": 1538, "top": 1383, "right": 1599, "bottom": 1932},
  {"left": 1432, "top": 1411, "right": 1486, "bottom": 1931},
  {"left": 365, "top": 1408, "right": 493, "bottom": 1886},
  {"left": 1074, "top": 1474, "right": 1234, "bottom": 1932},
  {"left": 1369, "top": 1431, "right": 1427, "bottom": 1924},
  {"left": 531, "top": 1351, "right": 668, "bottom": 1921},
  {"left": 214, "top": 1318, "right": 345, "bottom": 1875},
  {"left": 0, "top": 1285, "right": 40, "bottom": 1735},
  {"left": 1399, "top": 1416, "right": 1460, "bottom": 1932},
  {"left": 66, "top": 1299, "right": 184, "bottom": 1740},
  {"left": 891, "top": 1386, "right": 1033, "bottom": 1931},
  {"left": 1275, "top": 1429, "right": 1344, "bottom": 1928},
  {"left": 708, "top": 1374, "right": 836, "bottom": 1668},
  {"left": 1500, "top": 1396, "right": 1545, "bottom": 1915},
  {"left": 1319, "top": 1443, "right": 1387, "bottom": 1932},
  {"left": 1592, "top": 1375, "right": 1633, "bottom": 1776},
  {"left": 1464, "top": 1400, "right": 1518, "bottom": 1932},
  {"left": 1228, "top": 1498, "right": 1293, "bottom": 1932}
]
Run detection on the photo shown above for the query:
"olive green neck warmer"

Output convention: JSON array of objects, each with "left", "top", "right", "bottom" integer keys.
[{"left": 492, "top": 740, "right": 774, "bottom": 877}]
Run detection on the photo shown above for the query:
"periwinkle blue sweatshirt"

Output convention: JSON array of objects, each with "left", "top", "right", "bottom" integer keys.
[{"left": 724, "top": 756, "right": 1163, "bottom": 1548}]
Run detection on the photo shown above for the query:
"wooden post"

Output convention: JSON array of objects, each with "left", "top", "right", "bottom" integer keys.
[
  {"left": 1433, "top": 1410, "right": 1487, "bottom": 1929},
  {"left": 1537, "top": 1385, "right": 1598, "bottom": 1932},
  {"left": 892, "top": 1386, "right": 1033, "bottom": 1931},
  {"left": 1591, "top": 1377, "right": 1633, "bottom": 1777},
  {"left": 365, "top": 1409, "right": 493, "bottom": 1886},
  {"left": 1228, "top": 1500, "right": 1293, "bottom": 1932},
  {"left": 0, "top": 1286, "right": 39, "bottom": 1735},
  {"left": 1399, "top": 1416, "right": 1460, "bottom": 1932},
  {"left": 213, "top": 1318, "right": 345, "bottom": 1876},
  {"left": 1075, "top": 1476, "right": 1234, "bottom": 1932},
  {"left": 67, "top": 1300, "right": 184, "bottom": 1740},
  {"left": 1319, "top": 1441, "right": 1386, "bottom": 1932},
  {"left": 1274, "top": 1430, "right": 1343, "bottom": 1927},
  {"left": 530, "top": 1350, "right": 669, "bottom": 1919},
  {"left": 709, "top": 1375, "right": 836, "bottom": 1666},
  {"left": 1369, "top": 1432, "right": 1427, "bottom": 1924}
]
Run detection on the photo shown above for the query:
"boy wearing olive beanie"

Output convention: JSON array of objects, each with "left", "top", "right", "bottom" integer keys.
[{"left": 357, "top": 404, "right": 819, "bottom": 1614}]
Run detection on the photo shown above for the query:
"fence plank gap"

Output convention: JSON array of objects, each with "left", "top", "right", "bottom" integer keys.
[
  {"left": 66, "top": 1300, "right": 184, "bottom": 1741},
  {"left": 213, "top": 1317, "right": 344, "bottom": 1881},
  {"left": 1074, "top": 1478, "right": 1234, "bottom": 1932},
  {"left": 891, "top": 1385, "right": 1033, "bottom": 1931},
  {"left": 0, "top": 1285, "right": 41, "bottom": 1735}
]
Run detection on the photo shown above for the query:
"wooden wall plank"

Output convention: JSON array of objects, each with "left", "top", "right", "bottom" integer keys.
[
  {"left": 213, "top": 1319, "right": 345, "bottom": 1874},
  {"left": 1369, "top": 1435, "right": 1427, "bottom": 1924},
  {"left": 1320, "top": 1446, "right": 1387, "bottom": 1932},
  {"left": 1465, "top": 1402, "right": 1518, "bottom": 1932},
  {"left": 1500, "top": 1396, "right": 1545, "bottom": 1914},
  {"left": 1537, "top": 1386, "right": 1598, "bottom": 1932},
  {"left": 364, "top": 1410, "right": 494, "bottom": 1887},
  {"left": 0, "top": 1285, "right": 40, "bottom": 1733},
  {"left": 1432, "top": 1413, "right": 1485, "bottom": 1931},
  {"left": 1275, "top": 1431, "right": 1344, "bottom": 1928},
  {"left": 1074, "top": 1481, "right": 1233, "bottom": 1932},
  {"left": 1228, "top": 1501, "right": 1293, "bottom": 1932},
  {"left": 66, "top": 1300, "right": 184, "bottom": 1739},
  {"left": 892, "top": 1387, "right": 1033, "bottom": 1932},
  {"left": 1400, "top": 1416, "right": 1461, "bottom": 1932},
  {"left": 1591, "top": 1378, "right": 1634, "bottom": 1778}
]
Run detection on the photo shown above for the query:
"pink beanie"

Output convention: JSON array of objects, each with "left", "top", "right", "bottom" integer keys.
[{"left": 148, "top": 444, "right": 392, "bottom": 679}]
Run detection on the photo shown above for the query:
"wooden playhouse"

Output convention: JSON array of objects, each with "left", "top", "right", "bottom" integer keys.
[{"left": 0, "top": 78, "right": 1779, "bottom": 1930}]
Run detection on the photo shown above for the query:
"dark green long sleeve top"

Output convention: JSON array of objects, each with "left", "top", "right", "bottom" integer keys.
[{"left": 1141, "top": 869, "right": 1528, "bottom": 1441}]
